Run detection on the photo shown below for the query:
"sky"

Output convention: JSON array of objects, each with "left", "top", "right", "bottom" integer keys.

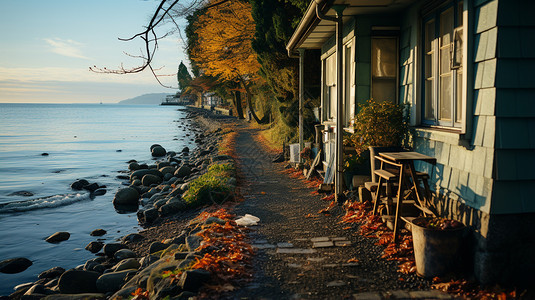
[{"left": 0, "top": 0, "right": 190, "bottom": 103}]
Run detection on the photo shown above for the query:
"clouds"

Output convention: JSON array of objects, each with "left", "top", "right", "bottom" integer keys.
[{"left": 44, "top": 38, "right": 89, "bottom": 60}]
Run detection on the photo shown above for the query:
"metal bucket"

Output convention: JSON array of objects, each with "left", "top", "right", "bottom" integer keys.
[{"left": 411, "top": 217, "right": 466, "bottom": 278}]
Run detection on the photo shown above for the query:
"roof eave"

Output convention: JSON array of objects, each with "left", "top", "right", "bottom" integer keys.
[{"left": 286, "top": 0, "right": 330, "bottom": 56}]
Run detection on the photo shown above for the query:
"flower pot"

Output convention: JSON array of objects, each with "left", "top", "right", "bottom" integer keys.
[{"left": 411, "top": 217, "right": 466, "bottom": 278}]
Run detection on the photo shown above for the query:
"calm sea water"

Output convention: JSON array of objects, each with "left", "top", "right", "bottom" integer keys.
[{"left": 0, "top": 103, "right": 195, "bottom": 294}]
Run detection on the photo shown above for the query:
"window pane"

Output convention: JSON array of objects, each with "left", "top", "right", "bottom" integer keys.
[
  {"left": 371, "top": 37, "right": 397, "bottom": 103},
  {"left": 372, "top": 78, "right": 396, "bottom": 103},
  {"left": 424, "top": 19, "right": 435, "bottom": 121},
  {"left": 440, "top": 75, "right": 452, "bottom": 121},
  {"left": 372, "top": 38, "right": 397, "bottom": 78},
  {"left": 440, "top": 8, "right": 453, "bottom": 46},
  {"left": 456, "top": 70, "right": 462, "bottom": 123},
  {"left": 458, "top": 1, "right": 463, "bottom": 26},
  {"left": 425, "top": 79, "right": 435, "bottom": 120},
  {"left": 425, "top": 53, "right": 433, "bottom": 79},
  {"left": 425, "top": 20, "right": 435, "bottom": 53},
  {"left": 330, "top": 86, "right": 337, "bottom": 119},
  {"left": 440, "top": 48, "right": 451, "bottom": 76}
]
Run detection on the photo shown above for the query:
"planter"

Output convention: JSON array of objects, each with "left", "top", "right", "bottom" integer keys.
[{"left": 411, "top": 217, "right": 466, "bottom": 278}]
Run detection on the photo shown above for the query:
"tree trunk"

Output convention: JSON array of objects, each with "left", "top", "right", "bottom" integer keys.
[
  {"left": 233, "top": 91, "right": 245, "bottom": 119},
  {"left": 239, "top": 78, "right": 269, "bottom": 124}
]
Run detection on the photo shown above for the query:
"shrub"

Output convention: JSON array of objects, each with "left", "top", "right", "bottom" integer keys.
[{"left": 347, "top": 100, "right": 410, "bottom": 157}]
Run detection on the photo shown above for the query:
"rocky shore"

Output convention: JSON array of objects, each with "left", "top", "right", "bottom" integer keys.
[{"left": 1, "top": 108, "right": 239, "bottom": 299}]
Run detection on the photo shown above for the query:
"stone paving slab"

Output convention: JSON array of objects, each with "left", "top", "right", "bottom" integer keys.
[
  {"left": 276, "top": 248, "right": 317, "bottom": 254},
  {"left": 326, "top": 280, "right": 347, "bottom": 287},
  {"left": 277, "top": 242, "right": 293, "bottom": 248},
  {"left": 312, "top": 241, "right": 334, "bottom": 248},
  {"left": 306, "top": 257, "right": 326, "bottom": 262},
  {"left": 310, "top": 237, "right": 330, "bottom": 242}
]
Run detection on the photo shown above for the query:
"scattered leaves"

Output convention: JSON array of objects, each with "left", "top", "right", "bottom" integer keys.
[
  {"left": 431, "top": 279, "right": 520, "bottom": 300},
  {"left": 318, "top": 200, "right": 336, "bottom": 214},
  {"left": 131, "top": 288, "right": 150, "bottom": 300},
  {"left": 191, "top": 209, "right": 254, "bottom": 291}
]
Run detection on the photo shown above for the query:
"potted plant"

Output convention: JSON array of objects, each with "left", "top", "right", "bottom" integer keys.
[
  {"left": 411, "top": 217, "right": 466, "bottom": 278},
  {"left": 344, "top": 100, "right": 410, "bottom": 188}
]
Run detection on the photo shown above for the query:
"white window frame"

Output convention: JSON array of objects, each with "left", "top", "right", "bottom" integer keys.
[{"left": 421, "top": 0, "right": 467, "bottom": 131}]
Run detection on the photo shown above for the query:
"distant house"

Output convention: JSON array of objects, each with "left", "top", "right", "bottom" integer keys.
[
  {"left": 287, "top": 0, "right": 535, "bottom": 286},
  {"left": 202, "top": 92, "right": 223, "bottom": 108}
]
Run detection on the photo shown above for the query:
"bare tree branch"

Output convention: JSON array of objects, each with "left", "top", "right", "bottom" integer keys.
[{"left": 90, "top": 0, "right": 234, "bottom": 88}]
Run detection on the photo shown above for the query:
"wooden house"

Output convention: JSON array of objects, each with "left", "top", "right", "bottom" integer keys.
[{"left": 286, "top": 0, "right": 535, "bottom": 286}]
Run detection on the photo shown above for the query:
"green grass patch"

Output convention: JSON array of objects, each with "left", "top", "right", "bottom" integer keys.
[{"left": 183, "top": 162, "right": 236, "bottom": 207}]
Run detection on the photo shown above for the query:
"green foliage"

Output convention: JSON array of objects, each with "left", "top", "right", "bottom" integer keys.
[
  {"left": 183, "top": 163, "right": 236, "bottom": 207},
  {"left": 250, "top": 0, "right": 308, "bottom": 103},
  {"left": 346, "top": 100, "right": 410, "bottom": 157},
  {"left": 177, "top": 61, "right": 192, "bottom": 92}
]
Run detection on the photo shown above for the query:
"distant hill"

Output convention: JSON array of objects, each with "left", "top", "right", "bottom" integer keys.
[{"left": 117, "top": 93, "right": 172, "bottom": 105}]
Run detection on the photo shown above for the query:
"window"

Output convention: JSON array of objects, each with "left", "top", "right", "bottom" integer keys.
[
  {"left": 323, "top": 53, "right": 337, "bottom": 121},
  {"left": 422, "top": 1, "right": 464, "bottom": 128},
  {"left": 371, "top": 36, "right": 398, "bottom": 103}
]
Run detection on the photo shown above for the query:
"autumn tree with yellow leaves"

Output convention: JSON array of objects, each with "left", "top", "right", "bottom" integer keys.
[{"left": 189, "top": 0, "right": 268, "bottom": 123}]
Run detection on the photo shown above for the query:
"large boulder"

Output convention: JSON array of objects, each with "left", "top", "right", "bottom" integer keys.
[
  {"left": 174, "top": 165, "right": 191, "bottom": 178},
  {"left": 151, "top": 146, "right": 167, "bottom": 157},
  {"left": 70, "top": 179, "right": 89, "bottom": 190},
  {"left": 122, "top": 233, "right": 144, "bottom": 243},
  {"left": 157, "top": 162, "right": 171, "bottom": 169},
  {"left": 83, "top": 183, "right": 100, "bottom": 192},
  {"left": 45, "top": 232, "right": 70, "bottom": 243},
  {"left": 114, "top": 249, "right": 137, "bottom": 261},
  {"left": 130, "top": 169, "right": 163, "bottom": 181},
  {"left": 148, "top": 242, "right": 168, "bottom": 254},
  {"left": 58, "top": 270, "right": 100, "bottom": 294},
  {"left": 128, "top": 162, "right": 140, "bottom": 171},
  {"left": 178, "top": 269, "right": 211, "bottom": 292},
  {"left": 103, "top": 243, "right": 128, "bottom": 258},
  {"left": 0, "top": 257, "right": 32, "bottom": 274},
  {"left": 159, "top": 166, "right": 176, "bottom": 176},
  {"left": 85, "top": 241, "right": 104, "bottom": 253},
  {"left": 186, "top": 235, "right": 203, "bottom": 252},
  {"left": 112, "top": 258, "right": 140, "bottom": 272},
  {"left": 38, "top": 266, "right": 65, "bottom": 279},
  {"left": 90, "top": 229, "right": 107, "bottom": 236},
  {"left": 158, "top": 201, "right": 187, "bottom": 217},
  {"left": 112, "top": 188, "right": 139, "bottom": 206},
  {"left": 141, "top": 174, "right": 162, "bottom": 186},
  {"left": 96, "top": 269, "right": 138, "bottom": 293},
  {"left": 140, "top": 208, "right": 159, "bottom": 224}
]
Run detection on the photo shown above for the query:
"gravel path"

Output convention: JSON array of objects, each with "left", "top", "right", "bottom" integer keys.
[{"left": 230, "top": 124, "right": 435, "bottom": 299}]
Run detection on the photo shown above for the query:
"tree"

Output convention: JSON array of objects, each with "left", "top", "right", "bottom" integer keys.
[
  {"left": 250, "top": 0, "right": 309, "bottom": 125},
  {"left": 177, "top": 61, "right": 192, "bottom": 92},
  {"left": 189, "top": 0, "right": 268, "bottom": 123}
]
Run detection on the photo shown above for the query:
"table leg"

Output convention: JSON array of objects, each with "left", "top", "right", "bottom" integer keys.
[
  {"left": 407, "top": 161, "right": 426, "bottom": 210},
  {"left": 393, "top": 164, "right": 405, "bottom": 244},
  {"left": 372, "top": 176, "right": 383, "bottom": 216}
]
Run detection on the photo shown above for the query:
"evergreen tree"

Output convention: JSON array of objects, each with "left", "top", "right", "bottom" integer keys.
[
  {"left": 250, "top": 0, "right": 308, "bottom": 104},
  {"left": 177, "top": 61, "right": 192, "bottom": 92}
]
